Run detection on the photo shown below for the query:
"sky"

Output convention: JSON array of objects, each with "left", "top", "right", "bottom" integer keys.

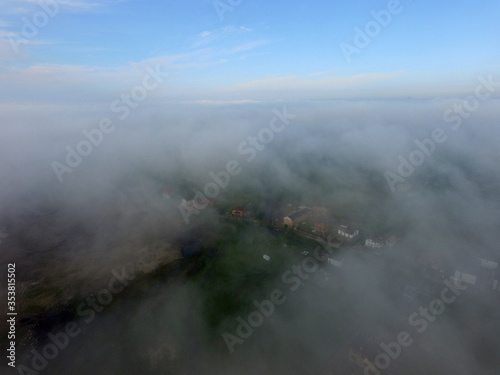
[{"left": 1, "top": 0, "right": 499, "bottom": 104}]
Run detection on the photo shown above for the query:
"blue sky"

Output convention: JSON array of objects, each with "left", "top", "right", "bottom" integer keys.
[{"left": 0, "top": 0, "right": 499, "bottom": 103}]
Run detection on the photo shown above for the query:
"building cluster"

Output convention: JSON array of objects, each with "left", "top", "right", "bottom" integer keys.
[
  {"left": 414, "top": 252, "right": 499, "bottom": 291},
  {"left": 451, "top": 256, "right": 499, "bottom": 290},
  {"left": 282, "top": 205, "right": 396, "bottom": 251}
]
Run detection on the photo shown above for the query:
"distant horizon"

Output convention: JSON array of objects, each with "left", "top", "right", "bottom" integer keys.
[{"left": 1, "top": 0, "right": 499, "bottom": 104}]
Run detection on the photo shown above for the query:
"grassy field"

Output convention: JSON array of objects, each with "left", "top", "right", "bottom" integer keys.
[{"left": 187, "top": 219, "right": 318, "bottom": 338}]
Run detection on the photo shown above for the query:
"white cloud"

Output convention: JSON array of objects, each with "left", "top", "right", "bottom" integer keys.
[
  {"left": 0, "top": 0, "right": 128, "bottom": 16},
  {"left": 194, "top": 26, "right": 252, "bottom": 47}
]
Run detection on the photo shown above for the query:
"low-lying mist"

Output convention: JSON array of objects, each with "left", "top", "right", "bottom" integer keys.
[{"left": 1, "top": 98, "right": 499, "bottom": 374}]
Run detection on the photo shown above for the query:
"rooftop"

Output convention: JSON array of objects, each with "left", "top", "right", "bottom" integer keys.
[{"left": 288, "top": 207, "right": 312, "bottom": 220}]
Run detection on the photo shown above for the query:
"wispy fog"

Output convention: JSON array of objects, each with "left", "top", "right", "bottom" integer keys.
[{"left": 1, "top": 97, "right": 500, "bottom": 374}]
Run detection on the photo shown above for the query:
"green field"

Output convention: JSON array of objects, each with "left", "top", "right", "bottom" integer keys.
[{"left": 187, "top": 219, "right": 318, "bottom": 337}]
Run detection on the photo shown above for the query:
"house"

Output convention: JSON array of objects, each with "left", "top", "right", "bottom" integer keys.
[
  {"left": 386, "top": 235, "right": 397, "bottom": 246},
  {"left": 452, "top": 259, "right": 481, "bottom": 287},
  {"left": 365, "top": 234, "right": 397, "bottom": 248},
  {"left": 453, "top": 257, "right": 499, "bottom": 288},
  {"left": 231, "top": 208, "right": 244, "bottom": 217},
  {"left": 365, "top": 236, "right": 385, "bottom": 249},
  {"left": 337, "top": 224, "right": 359, "bottom": 240},
  {"left": 283, "top": 207, "right": 312, "bottom": 228},
  {"left": 479, "top": 258, "right": 498, "bottom": 270},
  {"left": 328, "top": 255, "right": 344, "bottom": 268},
  {"left": 453, "top": 269, "right": 477, "bottom": 287}
]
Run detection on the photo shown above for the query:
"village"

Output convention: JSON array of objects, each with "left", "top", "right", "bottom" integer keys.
[
  {"left": 225, "top": 202, "right": 499, "bottom": 286},
  {"left": 225, "top": 202, "right": 500, "bottom": 374},
  {"left": 175, "top": 189, "right": 500, "bottom": 301},
  {"left": 169, "top": 188, "right": 500, "bottom": 374},
  {"left": 225, "top": 202, "right": 397, "bottom": 257}
]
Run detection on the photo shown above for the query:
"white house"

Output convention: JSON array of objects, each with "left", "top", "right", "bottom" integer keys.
[
  {"left": 337, "top": 224, "right": 359, "bottom": 239},
  {"left": 453, "top": 270, "right": 477, "bottom": 286},
  {"left": 365, "top": 237, "right": 385, "bottom": 248},
  {"left": 452, "top": 257, "right": 498, "bottom": 288},
  {"left": 365, "top": 235, "right": 397, "bottom": 248}
]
